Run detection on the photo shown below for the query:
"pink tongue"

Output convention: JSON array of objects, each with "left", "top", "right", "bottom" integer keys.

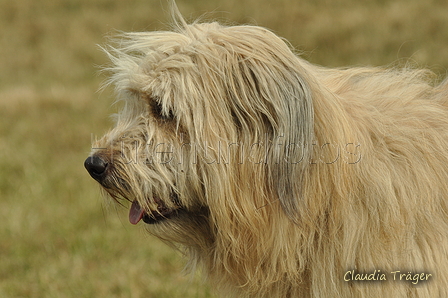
[{"left": 129, "top": 200, "right": 144, "bottom": 225}]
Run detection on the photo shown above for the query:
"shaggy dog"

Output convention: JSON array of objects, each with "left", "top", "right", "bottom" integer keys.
[{"left": 84, "top": 9, "right": 448, "bottom": 298}]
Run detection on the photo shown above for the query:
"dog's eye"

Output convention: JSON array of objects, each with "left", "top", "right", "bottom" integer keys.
[{"left": 150, "top": 99, "right": 174, "bottom": 121}]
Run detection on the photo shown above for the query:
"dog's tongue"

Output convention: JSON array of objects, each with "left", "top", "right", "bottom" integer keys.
[{"left": 129, "top": 200, "right": 144, "bottom": 225}]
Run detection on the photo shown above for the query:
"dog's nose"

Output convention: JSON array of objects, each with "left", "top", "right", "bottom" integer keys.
[{"left": 84, "top": 155, "right": 108, "bottom": 182}]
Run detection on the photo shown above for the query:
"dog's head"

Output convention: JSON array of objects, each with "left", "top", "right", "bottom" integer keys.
[{"left": 84, "top": 17, "right": 314, "bottom": 245}]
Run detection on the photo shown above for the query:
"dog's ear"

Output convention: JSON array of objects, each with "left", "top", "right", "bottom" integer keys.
[
  {"left": 225, "top": 39, "right": 315, "bottom": 223},
  {"left": 265, "top": 69, "right": 315, "bottom": 224}
]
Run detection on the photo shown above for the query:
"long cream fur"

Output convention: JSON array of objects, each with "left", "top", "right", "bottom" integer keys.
[{"left": 87, "top": 9, "right": 448, "bottom": 298}]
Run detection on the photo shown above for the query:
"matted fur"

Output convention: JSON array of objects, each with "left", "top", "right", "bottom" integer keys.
[{"left": 86, "top": 8, "right": 448, "bottom": 298}]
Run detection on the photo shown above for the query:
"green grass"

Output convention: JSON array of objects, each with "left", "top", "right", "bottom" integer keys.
[{"left": 1, "top": 0, "right": 448, "bottom": 297}]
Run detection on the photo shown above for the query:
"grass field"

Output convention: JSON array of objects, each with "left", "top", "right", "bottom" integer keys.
[{"left": 1, "top": 0, "right": 448, "bottom": 297}]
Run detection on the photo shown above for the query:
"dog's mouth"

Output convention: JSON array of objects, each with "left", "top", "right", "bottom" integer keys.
[
  {"left": 84, "top": 155, "right": 183, "bottom": 225},
  {"left": 129, "top": 197, "right": 180, "bottom": 225}
]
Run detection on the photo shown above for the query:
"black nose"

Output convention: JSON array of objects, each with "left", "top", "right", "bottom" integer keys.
[{"left": 84, "top": 155, "right": 108, "bottom": 182}]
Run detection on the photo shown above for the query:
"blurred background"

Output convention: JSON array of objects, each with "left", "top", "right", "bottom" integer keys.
[{"left": 1, "top": 0, "right": 447, "bottom": 297}]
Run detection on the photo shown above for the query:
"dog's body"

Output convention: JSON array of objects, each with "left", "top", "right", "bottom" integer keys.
[{"left": 85, "top": 12, "right": 448, "bottom": 298}]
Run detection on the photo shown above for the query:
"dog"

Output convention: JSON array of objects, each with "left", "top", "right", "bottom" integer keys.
[{"left": 84, "top": 8, "right": 448, "bottom": 298}]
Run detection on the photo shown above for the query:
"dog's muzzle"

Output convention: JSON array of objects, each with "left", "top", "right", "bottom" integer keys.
[
  {"left": 84, "top": 154, "right": 183, "bottom": 225},
  {"left": 84, "top": 155, "right": 109, "bottom": 183}
]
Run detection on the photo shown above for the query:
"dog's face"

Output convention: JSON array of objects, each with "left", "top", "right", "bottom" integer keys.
[{"left": 85, "top": 22, "right": 313, "bottom": 244}]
